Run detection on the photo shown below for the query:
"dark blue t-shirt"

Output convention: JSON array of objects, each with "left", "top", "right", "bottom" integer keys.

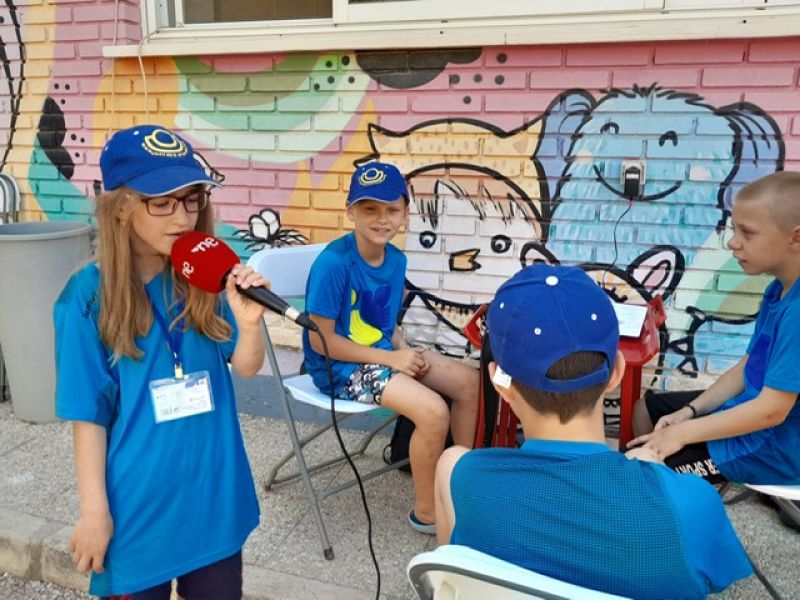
[
  {"left": 709, "top": 277, "right": 800, "bottom": 484},
  {"left": 302, "top": 232, "right": 406, "bottom": 394},
  {"left": 450, "top": 440, "right": 752, "bottom": 599}
]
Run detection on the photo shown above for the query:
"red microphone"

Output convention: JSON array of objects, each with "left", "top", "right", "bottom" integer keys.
[{"left": 170, "top": 231, "right": 318, "bottom": 332}]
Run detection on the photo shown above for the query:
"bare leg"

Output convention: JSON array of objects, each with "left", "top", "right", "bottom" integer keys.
[
  {"left": 632, "top": 395, "right": 654, "bottom": 437},
  {"left": 418, "top": 351, "right": 479, "bottom": 448},
  {"left": 381, "top": 373, "right": 450, "bottom": 524},
  {"left": 434, "top": 445, "right": 470, "bottom": 545}
]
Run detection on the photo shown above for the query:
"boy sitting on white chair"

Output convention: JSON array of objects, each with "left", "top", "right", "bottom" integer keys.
[
  {"left": 302, "top": 161, "right": 479, "bottom": 534},
  {"left": 434, "top": 264, "right": 752, "bottom": 599}
]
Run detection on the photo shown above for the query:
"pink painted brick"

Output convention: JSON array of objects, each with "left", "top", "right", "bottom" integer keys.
[
  {"left": 370, "top": 94, "right": 410, "bottom": 113},
  {"left": 749, "top": 39, "right": 800, "bottom": 63},
  {"left": 742, "top": 90, "right": 800, "bottom": 113},
  {"left": 484, "top": 47, "right": 562, "bottom": 68},
  {"left": 411, "top": 94, "right": 481, "bottom": 113},
  {"left": 530, "top": 68, "right": 611, "bottom": 90},
  {"left": 655, "top": 41, "right": 746, "bottom": 64},
  {"left": 213, "top": 187, "right": 251, "bottom": 205},
  {"left": 791, "top": 118, "right": 800, "bottom": 136},
  {"left": 702, "top": 66, "right": 796, "bottom": 87},
  {"left": 693, "top": 90, "right": 744, "bottom": 107},
  {"left": 612, "top": 68, "right": 699, "bottom": 89},
  {"left": 100, "top": 22, "right": 142, "bottom": 43},
  {"left": 216, "top": 204, "right": 262, "bottom": 224},
  {"left": 485, "top": 92, "right": 556, "bottom": 113},
  {"left": 566, "top": 44, "right": 651, "bottom": 67},
  {"left": 782, "top": 139, "right": 800, "bottom": 162},
  {"left": 450, "top": 70, "right": 526, "bottom": 91},
  {"left": 54, "top": 24, "right": 100, "bottom": 42},
  {"left": 76, "top": 43, "right": 104, "bottom": 59},
  {"left": 72, "top": 4, "right": 122, "bottom": 22},
  {"left": 213, "top": 169, "right": 268, "bottom": 190}
]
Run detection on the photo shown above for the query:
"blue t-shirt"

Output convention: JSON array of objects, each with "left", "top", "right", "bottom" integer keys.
[
  {"left": 450, "top": 440, "right": 752, "bottom": 600},
  {"left": 708, "top": 277, "right": 800, "bottom": 484},
  {"left": 54, "top": 264, "right": 260, "bottom": 596},
  {"left": 302, "top": 232, "right": 406, "bottom": 394}
]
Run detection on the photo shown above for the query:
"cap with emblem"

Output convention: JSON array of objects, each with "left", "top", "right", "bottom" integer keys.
[
  {"left": 100, "top": 125, "right": 220, "bottom": 197},
  {"left": 488, "top": 264, "right": 619, "bottom": 393},
  {"left": 347, "top": 161, "right": 409, "bottom": 206}
]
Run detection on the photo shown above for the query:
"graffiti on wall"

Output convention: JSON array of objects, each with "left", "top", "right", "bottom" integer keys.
[{"left": 1, "top": 22, "right": 793, "bottom": 382}]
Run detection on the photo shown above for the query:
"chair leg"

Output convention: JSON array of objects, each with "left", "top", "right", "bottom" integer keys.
[
  {"left": 265, "top": 412, "right": 392, "bottom": 488},
  {"left": 774, "top": 498, "right": 800, "bottom": 529},
  {"left": 275, "top": 390, "right": 335, "bottom": 560},
  {"left": 748, "top": 554, "right": 783, "bottom": 600}
]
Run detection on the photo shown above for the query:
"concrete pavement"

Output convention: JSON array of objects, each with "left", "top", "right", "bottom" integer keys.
[{"left": 0, "top": 347, "right": 798, "bottom": 599}]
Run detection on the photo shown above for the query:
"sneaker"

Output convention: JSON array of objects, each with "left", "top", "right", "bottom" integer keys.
[{"left": 408, "top": 510, "right": 436, "bottom": 535}]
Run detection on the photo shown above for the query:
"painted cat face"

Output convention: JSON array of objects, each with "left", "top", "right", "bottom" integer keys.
[{"left": 368, "top": 118, "right": 548, "bottom": 355}]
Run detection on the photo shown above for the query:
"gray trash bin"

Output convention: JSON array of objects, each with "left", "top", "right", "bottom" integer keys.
[{"left": 0, "top": 221, "right": 93, "bottom": 422}]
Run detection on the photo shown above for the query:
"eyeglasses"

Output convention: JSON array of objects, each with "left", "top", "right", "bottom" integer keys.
[{"left": 142, "top": 189, "right": 210, "bottom": 216}]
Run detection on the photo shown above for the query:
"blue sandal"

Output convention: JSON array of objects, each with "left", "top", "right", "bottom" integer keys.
[{"left": 408, "top": 510, "right": 436, "bottom": 535}]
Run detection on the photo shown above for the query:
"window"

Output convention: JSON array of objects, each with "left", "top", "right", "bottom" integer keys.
[{"left": 107, "top": 1, "right": 800, "bottom": 57}]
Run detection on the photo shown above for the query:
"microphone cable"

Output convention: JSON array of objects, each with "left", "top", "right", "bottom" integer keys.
[
  {"left": 600, "top": 199, "right": 633, "bottom": 291},
  {"left": 313, "top": 330, "right": 381, "bottom": 600}
]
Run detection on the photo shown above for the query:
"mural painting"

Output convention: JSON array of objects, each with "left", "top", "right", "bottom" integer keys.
[{"left": 0, "top": 14, "right": 796, "bottom": 388}]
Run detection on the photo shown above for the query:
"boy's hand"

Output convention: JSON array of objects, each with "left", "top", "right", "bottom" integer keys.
[
  {"left": 415, "top": 348, "right": 431, "bottom": 378},
  {"left": 69, "top": 511, "right": 113, "bottom": 574},
  {"left": 225, "top": 264, "right": 270, "bottom": 328},
  {"left": 390, "top": 348, "right": 427, "bottom": 378},
  {"left": 624, "top": 445, "right": 663, "bottom": 464},
  {"left": 628, "top": 423, "right": 688, "bottom": 461},
  {"left": 654, "top": 405, "right": 694, "bottom": 431}
]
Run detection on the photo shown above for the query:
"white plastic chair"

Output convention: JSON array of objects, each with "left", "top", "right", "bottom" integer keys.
[
  {"left": 247, "top": 243, "right": 409, "bottom": 560},
  {"left": 722, "top": 482, "right": 800, "bottom": 599},
  {"left": 407, "top": 545, "right": 630, "bottom": 600}
]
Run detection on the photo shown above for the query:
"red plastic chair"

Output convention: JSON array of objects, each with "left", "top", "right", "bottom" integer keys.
[{"left": 463, "top": 296, "right": 666, "bottom": 449}]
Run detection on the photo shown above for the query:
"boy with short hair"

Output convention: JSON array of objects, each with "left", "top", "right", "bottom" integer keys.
[
  {"left": 630, "top": 171, "right": 800, "bottom": 494},
  {"left": 435, "top": 265, "right": 751, "bottom": 599},
  {"left": 303, "top": 161, "right": 479, "bottom": 534}
]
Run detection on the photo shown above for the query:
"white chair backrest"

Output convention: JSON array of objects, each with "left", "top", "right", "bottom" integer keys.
[
  {"left": 746, "top": 484, "right": 800, "bottom": 501},
  {"left": 407, "top": 545, "right": 629, "bottom": 600},
  {"left": 246, "top": 243, "right": 326, "bottom": 298}
]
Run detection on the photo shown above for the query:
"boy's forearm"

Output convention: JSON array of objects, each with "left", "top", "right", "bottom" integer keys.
[
  {"left": 73, "top": 421, "right": 110, "bottom": 516},
  {"left": 230, "top": 323, "right": 266, "bottom": 378},
  {"left": 690, "top": 356, "right": 747, "bottom": 415},
  {"left": 312, "top": 329, "right": 394, "bottom": 366},
  {"left": 682, "top": 388, "right": 794, "bottom": 445}
]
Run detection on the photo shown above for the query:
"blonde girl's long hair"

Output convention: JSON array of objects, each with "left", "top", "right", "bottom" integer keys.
[{"left": 95, "top": 187, "right": 232, "bottom": 362}]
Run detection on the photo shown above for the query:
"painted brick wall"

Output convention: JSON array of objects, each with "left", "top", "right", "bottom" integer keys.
[{"left": 3, "top": 1, "right": 799, "bottom": 388}]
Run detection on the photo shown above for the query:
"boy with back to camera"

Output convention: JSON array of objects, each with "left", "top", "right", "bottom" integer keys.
[
  {"left": 434, "top": 264, "right": 752, "bottom": 599},
  {"left": 630, "top": 172, "right": 800, "bottom": 508},
  {"left": 303, "top": 161, "right": 479, "bottom": 534}
]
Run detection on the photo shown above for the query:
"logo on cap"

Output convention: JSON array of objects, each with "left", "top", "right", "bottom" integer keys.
[
  {"left": 358, "top": 167, "right": 387, "bottom": 187},
  {"left": 142, "top": 129, "right": 188, "bottom": 158}
]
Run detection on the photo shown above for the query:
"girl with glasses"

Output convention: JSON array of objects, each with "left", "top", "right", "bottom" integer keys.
[{"left": 54, "top": 125, "right": 267, "bottom": 600}]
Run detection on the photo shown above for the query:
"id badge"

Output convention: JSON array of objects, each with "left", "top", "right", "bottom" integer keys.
[{"left": 149, "top": 371, "right": 214, "bottom": 423}]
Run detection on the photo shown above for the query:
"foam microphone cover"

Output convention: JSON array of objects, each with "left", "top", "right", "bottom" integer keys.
[{"left": 170, "top": 230, "right": 239, "bottom": 293}]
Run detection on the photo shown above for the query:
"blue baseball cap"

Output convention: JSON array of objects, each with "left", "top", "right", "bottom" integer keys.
[
  {"left": 488, "top": 265, "right": 619, "bottom": 393},
  {"left": 100, "top": 125, "right": 220, "bottom": 196},
  {"left": 347, "top": 161, "right": 409, "bottom": 206}
]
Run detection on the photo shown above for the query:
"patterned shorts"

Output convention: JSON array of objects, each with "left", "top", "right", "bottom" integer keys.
[{"left": 336, "top": 363, "right": 398, "bottom": 405}]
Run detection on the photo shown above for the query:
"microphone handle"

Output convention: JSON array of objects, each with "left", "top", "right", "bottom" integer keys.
[{"left": 234, "top": 283, "right": 319, "bottom": 332}]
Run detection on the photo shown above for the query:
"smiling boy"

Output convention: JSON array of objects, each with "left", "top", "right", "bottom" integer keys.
[
  {"left": 630, "top": 171, "right": 800, "bottom": 496},
  {"left": 302, "top": 162, "right": 479, "bottom": 533}
]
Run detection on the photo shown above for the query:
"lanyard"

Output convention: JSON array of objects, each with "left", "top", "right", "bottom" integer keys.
[{"left": 147, "top": 291, "right": 186, "bottom": 379}]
